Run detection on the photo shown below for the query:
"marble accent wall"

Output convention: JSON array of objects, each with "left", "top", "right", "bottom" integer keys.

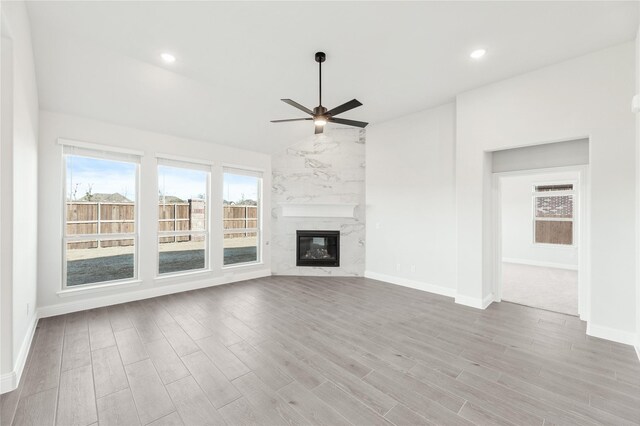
[{"left": 271, "top": 127, "right": 365, "bottom": 276}]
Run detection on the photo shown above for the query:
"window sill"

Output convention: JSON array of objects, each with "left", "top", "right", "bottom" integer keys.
[
  {"left": 222, "top": 261, "right": 263, "bottom": 270},
  {"left": 155, "top": 269, "right": 212, "bottom": 281},
  {"left": 57, "top": 279, "right": 142, "bottom": 297},
  {"left": 532, "top": 243, "right": 577, "bottom": 249}
]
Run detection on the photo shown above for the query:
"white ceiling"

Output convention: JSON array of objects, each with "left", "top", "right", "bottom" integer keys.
[{"left": 26, "top": 1, "right": 638, "bottom": 153}]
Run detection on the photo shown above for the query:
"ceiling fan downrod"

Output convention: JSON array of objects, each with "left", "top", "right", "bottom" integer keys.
[{"left": 316, "top": 51, "right": 325, "bottom": 107}]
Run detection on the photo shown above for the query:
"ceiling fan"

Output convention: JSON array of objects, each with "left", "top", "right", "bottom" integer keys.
[{"left": 271, "top": 52, "right": 368, "bottom": 134}]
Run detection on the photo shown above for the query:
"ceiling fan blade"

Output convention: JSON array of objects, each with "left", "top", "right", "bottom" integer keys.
[
  {"left": 271, "top": 118, "right": 313, "bottom": 123},
  {"left": 315, "top": 124, "right": 325, "bottom": 134},
  {"left": 326, "top": 99, "right": 362, "bottom": 117},
  {"left": 281, "top": 99, "right": 314, "bottom": 115},
  {"left": 329, "top": 117, "right": 369, "bottom": 128}
]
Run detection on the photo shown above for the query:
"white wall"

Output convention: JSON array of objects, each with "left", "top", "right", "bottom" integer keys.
[
  {"left": 457, "top": 42, "right": 637, "bottom": 343},
  {"left": 501, "top": 171, "right": 579, "bottom": 269},
  {"left": 0, "top": 1, "right": 39, "bottom": 393},
  {"left": 271, "top": 128, "right": 366, "bottom": 276},
  {"left": 37, "top": 111, "right": 271, "bottom": 316},
  {"left": 365, "top": 103, "right": 457, "bottom": 296},
  {"left": 0, "top": 34, "right": 15, "bottom": 388},
  {"left": 635, "top": 24, "right": 640, "bottom": 352}
]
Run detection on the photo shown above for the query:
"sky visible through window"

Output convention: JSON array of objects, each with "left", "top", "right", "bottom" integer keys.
[
  {"left": 224, "top": 173, "right": 259, "bottom": 203},
  {"left": 66, "top": 155, "right": 137, "bottom": 201},
  {"left": 158, "top": 165, "right": 207, "bottom": 201},
  {"left": 66, "top": 155, "right": 258, "bottom": 203}
]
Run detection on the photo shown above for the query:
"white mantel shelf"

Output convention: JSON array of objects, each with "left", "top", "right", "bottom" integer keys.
[{"left": 279, "top": 203, "right": 358, "bottom": 218}]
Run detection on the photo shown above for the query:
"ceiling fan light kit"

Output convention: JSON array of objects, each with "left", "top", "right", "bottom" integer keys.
[{"left": 271, "top": 51, "right": 368, "bottom": 134}]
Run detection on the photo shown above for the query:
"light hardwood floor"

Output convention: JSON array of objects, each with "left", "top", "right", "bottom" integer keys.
[{"left": 2, "top": 276, "right": 639, "bottom": 426}]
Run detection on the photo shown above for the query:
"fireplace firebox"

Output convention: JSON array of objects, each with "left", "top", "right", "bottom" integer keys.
[{"left": 296, "top": 230, "right": 340, "bottom": 267}]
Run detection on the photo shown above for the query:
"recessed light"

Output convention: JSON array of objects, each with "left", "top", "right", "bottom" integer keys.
[
  {"left": 160, "top": 53, "right": 176, "bottom": 63},
  {"left": 470, "top": 49, "right": 486, "bottom": 59}
]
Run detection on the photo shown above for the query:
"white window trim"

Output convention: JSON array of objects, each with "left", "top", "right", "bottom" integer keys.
[
  {"left": 156, "top": 152, "right": 214, "bottom": 168},
  {"left": 222, "top": 168, "right": 263, "bottom": 268},
  {"left": 57, "top": 279, "right": 142, "bottom": 297},
  {"left": 58, "top": 137, "right": 144, "bottom": 157},
  {"left": 221, "top": 163, "right": 266, "bottom": 176},
  {"left": 157, "top": 160, "right": 212, "bottom": 277},
  {"left": 531, "top": 180, "right": 577, "bottom": 247},
  {"left": 61, "top": 148, "right": 141, "bottom": 291}
]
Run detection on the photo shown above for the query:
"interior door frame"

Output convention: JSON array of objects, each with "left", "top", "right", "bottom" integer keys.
[{"left": 492, "top": 165, "right": 590, "bottom": 321}]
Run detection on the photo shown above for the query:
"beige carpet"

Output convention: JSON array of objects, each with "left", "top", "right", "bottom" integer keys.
[{"left": 502, "top": 262, "right": 578, "bottom": 316}]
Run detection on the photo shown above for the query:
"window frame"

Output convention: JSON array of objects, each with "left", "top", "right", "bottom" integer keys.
[
  {"left": 222, "top": 167, "right": 263, "bottom": 268},
  {"left": 156, "top": 158, "right": 212, "bottom": 277},
  {"left": 531, "top": 180, "right": 577, "bottom": 247},
  {"left": 61, "top": 145, "right": 141, "bottom": 290}
]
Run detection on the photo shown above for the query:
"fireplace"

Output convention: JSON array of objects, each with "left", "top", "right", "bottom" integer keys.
[{"left": 296, "top": 230, "right": 340, "bottom": 267}]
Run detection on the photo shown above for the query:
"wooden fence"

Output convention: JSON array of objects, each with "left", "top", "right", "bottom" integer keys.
[
  {"left": 66, "top": 202, "right": 257, "bottom": 249},
  {"left": 67, "top": 202, "right": 135, "bottom": 249},
  {"left": 159, "top": 203, "right": 196, "bottom": 243},
  {"left": 223, "top": 205, "right": 258, "bottom": 238}
]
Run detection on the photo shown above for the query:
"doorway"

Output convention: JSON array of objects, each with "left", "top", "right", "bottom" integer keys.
[{"left": 494, "top": 167, "right": 589, "bottom": 319}]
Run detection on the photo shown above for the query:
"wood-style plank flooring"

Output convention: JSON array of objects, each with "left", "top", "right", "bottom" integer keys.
[{"left": 2, "top": 276, "right": 639, "bottom": 425}]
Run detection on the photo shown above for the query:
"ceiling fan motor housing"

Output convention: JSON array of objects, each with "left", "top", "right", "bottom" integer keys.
[{"left": 313, "top": 106, "right": 327, "bottom": 116}]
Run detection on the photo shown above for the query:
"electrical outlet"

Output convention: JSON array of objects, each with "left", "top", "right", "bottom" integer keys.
[
  {"left": 396, "top": 263, "right": 401, "bottom": 272},
  {"left": 410, "top": 265, "right": 416, "bottom": 273}
]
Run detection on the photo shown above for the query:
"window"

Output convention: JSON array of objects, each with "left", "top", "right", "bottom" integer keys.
[
  {"left": 533, "top": 183, "right": 574, "bottom": 245},
  {"left": 157, "top": 160, "right": 210, "bottom": 275},
  {"left": 64, "top": 148, "right": 139, "bottom": 287},
  {"left": 223, "top": 169, "right": 262, "bottom": 266}
]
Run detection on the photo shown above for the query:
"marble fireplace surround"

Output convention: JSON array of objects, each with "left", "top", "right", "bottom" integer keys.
[
  {"left": 271, "top": 128, "right": 365, "bottom": 276},
  {"left": 279, "top": 202, "right": 357, "bottom": 218}
]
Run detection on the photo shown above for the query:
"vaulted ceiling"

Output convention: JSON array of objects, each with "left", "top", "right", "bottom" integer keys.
[{"left": 26, "top": 1, "right": 638, "bottom": 153}]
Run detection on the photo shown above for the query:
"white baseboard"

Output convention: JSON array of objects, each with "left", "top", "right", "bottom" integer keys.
[
  {"left": 38, "top": 268, "right": 271, "bottom": 318},
  {"left": 635, "top": 345, "right": 640, "bottom": 362},
  {"left": 363, "top": 271, "right": 499, "bottom": 310},
  {"left": 0, "top": 313, "right": 38, "bottom": 394},
  {"left": 0, "top": 372, "right": 15, "bottom": 395},
  {"left": 455, "top": 293, "right": 495, "bottom": 310},
  {"left": 586, "top": 322, "right": 637, "bottom": 346},
  {"left": 502, "top": 257, "right": 578, "bottom": 271},
  {"left": 363, "top": 271, "right": 456, "bottom": 298},
  {"left": 482, "top": 293, "right": 495, "bottom": 309}
]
